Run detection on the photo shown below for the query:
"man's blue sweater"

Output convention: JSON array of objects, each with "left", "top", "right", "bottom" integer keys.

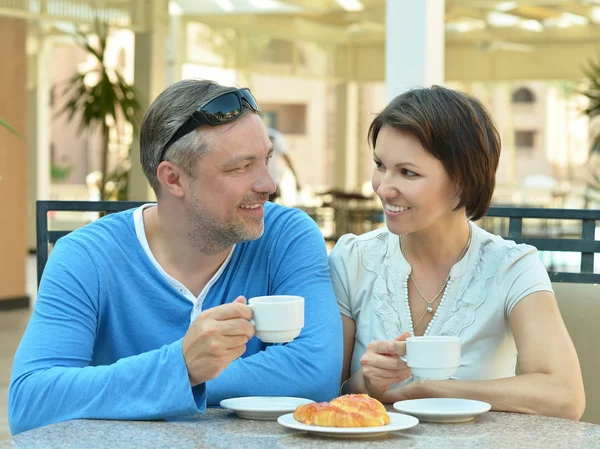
[{"left": 8, "top": 203, "right": 342, "bottom": 434}]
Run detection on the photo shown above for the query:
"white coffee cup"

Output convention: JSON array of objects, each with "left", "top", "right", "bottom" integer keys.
[
  {"left": 405, "top": 336, "right": 461, "bottom": 380},
  {"left": 247, "top": 295, "right": 304, "bottom": 343}
]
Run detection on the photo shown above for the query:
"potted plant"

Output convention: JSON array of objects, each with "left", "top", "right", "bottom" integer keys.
[{"left": 58, "top": 20, "right": 142, "bottom": 200}]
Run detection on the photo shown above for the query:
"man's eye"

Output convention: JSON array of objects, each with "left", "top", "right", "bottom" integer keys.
[
  {"left": 266, "top": 155, "right": 273, "bottom": 165},
  {"left": 234, "top": 163, "right": 251, "bottom": 172}
]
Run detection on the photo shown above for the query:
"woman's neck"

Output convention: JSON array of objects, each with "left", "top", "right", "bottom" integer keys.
[{"left": 400, "top": 215, "right": 471, "bottom": 271}]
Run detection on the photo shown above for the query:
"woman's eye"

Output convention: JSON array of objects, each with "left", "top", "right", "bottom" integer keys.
[
  {"left": 402, "top": 169, "right": 418, "bottom": 177},
  {"left": 374, "top": 161, "right": 385, "bottom": 170},
  {"left": 265, "top": 156, "right": 273, "bottom": 166}
]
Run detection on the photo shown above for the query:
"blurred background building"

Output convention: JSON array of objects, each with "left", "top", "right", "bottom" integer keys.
[{"left": 2, "top": 0, "right": 600, "bottom": 309}]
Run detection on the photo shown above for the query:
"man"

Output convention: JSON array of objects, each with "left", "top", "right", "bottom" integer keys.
[
  {"left": 267, "top": 127, "right": 301, "bottom": 202},
  {"left": 8, "top": 80, "right": 343, "bottom": 434}
]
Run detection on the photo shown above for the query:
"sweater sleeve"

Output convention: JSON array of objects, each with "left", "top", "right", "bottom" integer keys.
[
  {"left": 8, "top": 238, "right": 206, "bottom": 435},
  {"left": 206, "top": 211, "right": 343, "bottom": 404}
]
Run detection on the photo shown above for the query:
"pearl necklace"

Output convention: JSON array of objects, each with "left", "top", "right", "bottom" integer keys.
[
  {"left": 402, "top": 275, "right": 454, "bottom": 333},
  {"left": 400, "top": 222, "right": 472, "bottom": 333}
]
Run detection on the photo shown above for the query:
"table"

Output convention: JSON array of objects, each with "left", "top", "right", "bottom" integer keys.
[{"left": 2, "top": 408, "right": 600, "bottom": 449}]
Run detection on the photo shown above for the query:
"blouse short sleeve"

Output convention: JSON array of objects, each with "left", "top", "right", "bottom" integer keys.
[
  {"left": 497, "top": 244, "right": 554, "bottom": 317},
  {"left": 328, "top": 234, "right": 361, "bottom": 318}
]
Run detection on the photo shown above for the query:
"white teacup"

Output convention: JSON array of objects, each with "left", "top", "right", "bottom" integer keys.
[
  {"left": 248, "top": 295, "right": 304, "bottom": 343},
  {"left": 405, "top": 336, "right": 461, "bottom": 380}
]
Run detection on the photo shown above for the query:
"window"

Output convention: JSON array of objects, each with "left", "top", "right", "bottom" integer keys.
[
  {"left": 515, "top": 130, "right": 535, "bottom": 148},
  {"left": 512, "top": 87, "right": 536, "bottom": 104},
  {"left": 261, "top": 111, "right": 278, "bottom": 130},
  {"left": 259, "top": 104, "right": 306, "bottom": 134}
]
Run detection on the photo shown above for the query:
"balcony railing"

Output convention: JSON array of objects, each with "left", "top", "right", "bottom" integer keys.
[{"left": 0, "top": 0, "right": 147, "bottom": 31}]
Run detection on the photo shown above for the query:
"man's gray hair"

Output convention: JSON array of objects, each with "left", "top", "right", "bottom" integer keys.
[{"left": 140, "top": 79, "right": 253, "bottom": 193}]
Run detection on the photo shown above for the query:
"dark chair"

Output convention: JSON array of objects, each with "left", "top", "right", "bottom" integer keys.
[
  {"left": 37, "top": 201, "right": 600, "bottom": 286},
  {"left": 36, "top": 200, "right": 146, "bottom": 287}
]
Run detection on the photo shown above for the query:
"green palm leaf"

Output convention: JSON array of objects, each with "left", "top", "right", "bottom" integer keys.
[
  {"left": 0, "top": 117, "right": 24, "bottom": 139},
  {"left": 580, "top": 56, "right": 600, "bottom": 154}
]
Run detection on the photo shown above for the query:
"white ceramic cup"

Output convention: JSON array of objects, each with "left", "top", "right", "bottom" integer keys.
[
  {"left": 247, "top": 295, "right": 304, "bottom": 343},
  {"left": 405, "top": 336, "right": 461, "bottom": 380}
]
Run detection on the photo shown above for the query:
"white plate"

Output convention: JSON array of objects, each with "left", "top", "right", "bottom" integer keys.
[
  {"left": 277, "top": 412, "right": 419, "bottom": 438},
  {"left": 220, "top": 397, "right": 314, "bottom": 420},
  {"left": 393, "top": 398, "right": 491, "bottom": 423}
]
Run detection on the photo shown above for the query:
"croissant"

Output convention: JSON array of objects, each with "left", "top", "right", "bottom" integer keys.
[{"left": 293, "top": 394, "right": 390, "bottom": 427}]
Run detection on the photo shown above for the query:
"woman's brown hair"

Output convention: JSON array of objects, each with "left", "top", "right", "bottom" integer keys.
[{"left": 368, "top": 85, "right": 501, "bottom": 221}]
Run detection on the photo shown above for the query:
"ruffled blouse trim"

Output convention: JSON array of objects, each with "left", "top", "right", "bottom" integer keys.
[{"left": 363, "top": 222, "right": 506, "bottom": 339}]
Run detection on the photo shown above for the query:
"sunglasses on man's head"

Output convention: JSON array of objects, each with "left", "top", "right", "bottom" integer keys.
[{"left": 159, "top": 88, "right": 260, "bottom": 162}]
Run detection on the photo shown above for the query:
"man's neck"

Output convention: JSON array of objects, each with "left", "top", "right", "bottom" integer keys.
[{"left": 143, "top": 205, "right": 233, "bottom": 297}]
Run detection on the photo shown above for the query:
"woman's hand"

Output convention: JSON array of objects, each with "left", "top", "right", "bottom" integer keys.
[{"left": 360, "top": 332, "right": 412, "bottom": 399}]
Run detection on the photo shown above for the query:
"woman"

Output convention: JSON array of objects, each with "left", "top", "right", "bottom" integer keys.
[{"left": 329, "top": 86, "right": 585, "bottom": 420}]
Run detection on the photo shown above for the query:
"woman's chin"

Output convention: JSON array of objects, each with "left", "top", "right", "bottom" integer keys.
[{"left": 385, "top": 220, "right": 408, "bottom": 236}]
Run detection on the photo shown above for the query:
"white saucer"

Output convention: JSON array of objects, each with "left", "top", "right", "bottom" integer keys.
[
  {"left": 220, "top": 397, "right": 314, "bottom": 420},
  {"left": 393, "top": 398, "right": 491, "bottom": 423},
  {"left": 277, "top": 412, "right": 419, "bottom": 438}
]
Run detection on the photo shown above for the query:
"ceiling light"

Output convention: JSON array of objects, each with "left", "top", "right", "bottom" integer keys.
[
  {"left": 248, "top": 0, "right": 281, "bottom": 8},
  {"left": 563, "top": 12, "right": 588, "bottom": 25},
  {"left": 592, "top": 7, "right": 600, "bottom": 23},
  {"left": 520, "top": 20, "right": 543, "bottom": 32},
  {"left": 488, "top": 11, "right": 520, "bottom": 27},
  {"left": 446, "top": 19, "right": 486, "bottom": 33},
  {"left": 496, "top": 2, "right": 517, "bottom": 12},
  {"left": 346, "top": 20, "right": 385, "bottom": 33},
  {"left": 544, "top": 12, "right": 588, "bottom": 28},
  {"left": 168, "top": 0, "right": 183, "bottom": 16},
  {"left": 543, "top": 17, "right": 571, "bottom": 28},
  {"left": 336, "top": 0, "right": 364, "bottom": 12},
  {"left": 213, "top": 0, "right": 234, "bottom": 12}
]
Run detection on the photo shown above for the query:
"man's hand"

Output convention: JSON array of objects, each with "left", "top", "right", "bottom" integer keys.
[
  {"left": 360, "top": 332, "right": 412, "bottom": 399},
  {"left": 182, "top": 296, "right": 255, "bottom": 386}
]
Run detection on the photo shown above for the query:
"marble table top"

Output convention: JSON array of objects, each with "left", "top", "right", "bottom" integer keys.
[{"left": 2, "top": 408, "right": 600, "bottom": 449}]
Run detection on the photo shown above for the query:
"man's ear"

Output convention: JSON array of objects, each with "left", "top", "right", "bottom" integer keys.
[{"left": 156, "top": 161, "right": 186, "bottom": 198}]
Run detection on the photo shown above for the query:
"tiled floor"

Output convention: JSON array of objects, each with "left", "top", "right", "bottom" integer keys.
[{"left": 0, "top": 256, "right": 36, "bottom": 441}]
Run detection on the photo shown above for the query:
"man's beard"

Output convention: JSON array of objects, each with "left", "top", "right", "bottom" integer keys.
[{"left": 186, "top": 189, "right": 267, "bottom": 255}]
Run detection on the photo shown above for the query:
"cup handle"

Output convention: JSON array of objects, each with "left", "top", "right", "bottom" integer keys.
[
  {"left": 400, "top": 355, "right": 408, "bottom": 363},
  {"left": 247, "top": 303, "right": 255, "bottom": 326}
]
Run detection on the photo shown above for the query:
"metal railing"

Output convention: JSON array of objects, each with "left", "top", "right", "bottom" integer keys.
[{"left": 482, "top": 207, "right": 600, "bottom": 284}]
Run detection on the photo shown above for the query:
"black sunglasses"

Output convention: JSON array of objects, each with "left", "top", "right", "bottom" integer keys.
[{"left": 159, "top": 88, "right": 260, "bottom": 162}]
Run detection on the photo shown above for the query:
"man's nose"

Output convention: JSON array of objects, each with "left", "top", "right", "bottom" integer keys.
[{"left": 256, "top": 166, "right": 277, "bottom": 194}]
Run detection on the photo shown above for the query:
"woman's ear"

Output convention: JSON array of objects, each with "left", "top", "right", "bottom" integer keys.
[
  {"left": 455, "top": 184, "right": 464, "bottom": 207},
  {"left": 156, "top": 161, "right": 186, "bottom": 198}
]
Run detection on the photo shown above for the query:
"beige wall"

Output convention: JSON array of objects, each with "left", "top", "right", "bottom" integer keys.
[
  {"left": 250, "top": 74, "right": 330, "bottom": 189},
  {"left": 0, "top": 18, "right": 28, "bottom": 303},
  {"left": 553, "top": 283, "right": 600, "bottom": 425},
  {"left": 332, "top": 42, "right": 597, "bottom": 83}
]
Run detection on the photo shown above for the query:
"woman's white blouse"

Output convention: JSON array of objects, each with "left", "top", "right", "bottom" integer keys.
[{"left": 328, "top": 222, "right": 553, "bottom": 382}]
